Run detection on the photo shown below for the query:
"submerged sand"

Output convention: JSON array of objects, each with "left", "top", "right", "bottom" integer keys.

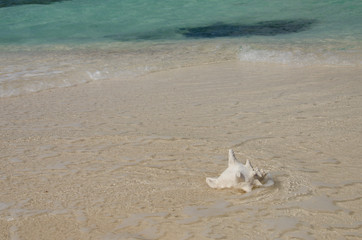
[{"left": 0, "top": 61, "right": 361, "bottom": 239}]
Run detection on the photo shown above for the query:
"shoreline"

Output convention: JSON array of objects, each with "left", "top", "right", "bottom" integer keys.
[
  {"left": 1, "top": 61, "right": 362, "bottom": 239},
  {"left": 1, "top": 39, "right": 361, "bottom": 98}
]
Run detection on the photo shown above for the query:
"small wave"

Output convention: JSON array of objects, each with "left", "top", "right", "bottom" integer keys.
[
  {"left": 86, "top": 70, "right": 108, "bottom": 81},
  {"left": 238, "top": 45, "right": 359, "bottom": 66}
]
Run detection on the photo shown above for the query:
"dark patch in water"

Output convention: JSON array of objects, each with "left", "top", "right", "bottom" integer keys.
[
  {"left": 105, "top": 19, "right": 316, "bottom": 41},
  {"left": 0, "top": 0, "right": 67, "bottom": 8},
  {"left": 179, "top": 19, "right": 316, "bottom": 38}
]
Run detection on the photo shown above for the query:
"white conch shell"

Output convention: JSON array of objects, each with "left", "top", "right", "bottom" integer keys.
[{"left": 206, "top": 149, "right": 274, "bottom": 192}]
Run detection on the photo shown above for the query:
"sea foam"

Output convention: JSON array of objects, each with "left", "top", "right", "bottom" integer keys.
[{"left": 238, "top": 45, "right": 359, "bottom": 66}]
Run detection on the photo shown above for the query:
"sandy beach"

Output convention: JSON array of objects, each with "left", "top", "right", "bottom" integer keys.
[{"left": 1, "top": 61, "right": 362, "bottom": 239}]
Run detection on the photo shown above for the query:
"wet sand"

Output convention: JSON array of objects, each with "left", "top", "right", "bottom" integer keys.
[{"left": 1, "top": 61, "right": 362, "bottom": 239}]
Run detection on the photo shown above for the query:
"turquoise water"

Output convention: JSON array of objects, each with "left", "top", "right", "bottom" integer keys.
[
  {"left": 0, "top": 0, "right": 361, "bottom": 97},
  {"left": 1, "top": 0, "right": 361, "bottom": 44}
]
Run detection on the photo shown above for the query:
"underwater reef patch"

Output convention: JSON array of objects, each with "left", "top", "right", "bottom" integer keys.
[
  {"left": 0, "top": 0, "right": 68, "bottom": 8},
  {"left": 179, "top": 19, "right": 316, "bottom": 38},
  {"left": 105, "top": 19, "right": 316, "bottom": 41}
]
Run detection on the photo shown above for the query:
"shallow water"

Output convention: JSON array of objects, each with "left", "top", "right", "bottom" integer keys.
[
  {"left": 1, "top": 0, "right": 361, "bottom": 43},
  {"left": 1, "top": 62, "right": 361, "bottom": 239}
]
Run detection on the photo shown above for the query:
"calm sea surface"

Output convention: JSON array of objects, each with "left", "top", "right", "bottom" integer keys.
[{"left": 0, "top": 0, "right": 361, "bottom": 96}]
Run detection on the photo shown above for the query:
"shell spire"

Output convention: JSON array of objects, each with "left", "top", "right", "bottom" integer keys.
[{"left": 228, "top": 149, "right": 237, "bottom": 166}]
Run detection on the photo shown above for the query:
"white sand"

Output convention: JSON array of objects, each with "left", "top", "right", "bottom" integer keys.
[{"left": 1, "top": 61, "right": 362, "bottom": 239}]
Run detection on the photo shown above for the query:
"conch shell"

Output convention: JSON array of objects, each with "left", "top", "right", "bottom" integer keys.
[{"left": 206, "top": 149, "right": 274, "bottom": 192}]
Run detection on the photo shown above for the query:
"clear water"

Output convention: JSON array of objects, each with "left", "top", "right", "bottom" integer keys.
[{"left": 0, "top": 0, "right": 361, "bottom": 97}]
